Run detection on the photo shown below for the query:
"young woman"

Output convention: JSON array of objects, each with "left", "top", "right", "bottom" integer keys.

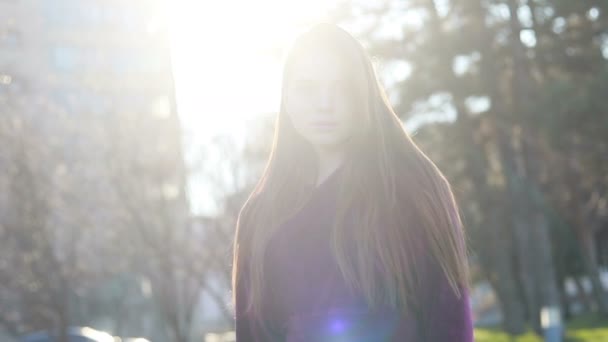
[{"left": 232, "top": 23, "right": 473, "bottom": 341}]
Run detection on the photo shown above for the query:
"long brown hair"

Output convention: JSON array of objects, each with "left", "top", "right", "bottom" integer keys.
[{"left": 232, "top": 22, "right": 469, "bottom": 322}]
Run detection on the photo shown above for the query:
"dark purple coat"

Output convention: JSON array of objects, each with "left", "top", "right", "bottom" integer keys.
[{"left": 235, "top": 168, "right": 474, "bottom": 341}]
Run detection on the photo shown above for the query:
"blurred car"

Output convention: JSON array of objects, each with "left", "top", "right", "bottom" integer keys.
[{"left": 19, "top": 326, "right": 116, "bottom": 342}]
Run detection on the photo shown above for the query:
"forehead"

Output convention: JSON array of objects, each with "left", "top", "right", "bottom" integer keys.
[{"left": 288, "top": 50, "right": 348, "bottom": 82}]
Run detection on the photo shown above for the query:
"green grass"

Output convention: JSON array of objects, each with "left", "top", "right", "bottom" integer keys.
[
  {"left": 474, "top": 329, "right": 542, "bottom": 342},
  {"left": 474, "top": 314, "right": 608, "bottom": 341}
]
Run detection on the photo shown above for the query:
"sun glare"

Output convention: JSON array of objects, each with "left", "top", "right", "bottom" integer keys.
[
  {"left": 169, "top": 0, "right": 339, "bottom": 143},
  {"left": 168, "top": 0, "right": 340, "bottom": 215}
]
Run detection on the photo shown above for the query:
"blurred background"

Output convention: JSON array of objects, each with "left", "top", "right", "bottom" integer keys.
[{"left": 1, "top": 0, "right": 607, "bottom": 341}]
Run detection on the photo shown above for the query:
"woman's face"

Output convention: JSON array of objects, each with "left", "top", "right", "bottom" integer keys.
[{"left": 284, "top": 51, "right": 357, "bottom": 154}]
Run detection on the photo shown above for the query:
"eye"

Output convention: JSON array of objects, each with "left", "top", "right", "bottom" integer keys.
[
  {"left": 332, "top": 80, "right": 351, "bottom": 97},
  {"left": 290, "top": 81, "right": 318, "bottom": 98}
]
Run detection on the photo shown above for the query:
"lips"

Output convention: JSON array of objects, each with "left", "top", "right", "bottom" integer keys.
[{"left": 311, "top": 121, "right": 338, "bottom": 129}]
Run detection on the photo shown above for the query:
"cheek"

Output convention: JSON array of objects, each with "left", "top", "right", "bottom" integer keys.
[
  {"left": 337, "top": 103, "right": 356, "bottom": 129},
  {"left": 286, "top": 98, "right": 310, "bottom": 127}
]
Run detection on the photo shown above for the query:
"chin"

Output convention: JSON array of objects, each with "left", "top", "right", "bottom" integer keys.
[{"left": 309, "top": 137, "right": 348, "bottom": 151}]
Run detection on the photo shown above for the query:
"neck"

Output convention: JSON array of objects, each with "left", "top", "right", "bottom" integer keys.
[{"left": 315, "top": 147, "right": 345, "bottom": 187}]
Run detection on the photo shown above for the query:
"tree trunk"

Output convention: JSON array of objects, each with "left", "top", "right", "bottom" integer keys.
[
  {"left": 503, "top": 0, "right": 563, "bottom": 334},
  {"left": 560, "top": 281, "right": 571, "bottom": 320},
  {"left": 573, "top": 276, "right": 592, "bottom": 314},
  {"left": 492, "top": 124, "right": 562, "bottom": 335},
  {"left": 57, "top": 306, "right": 69, "bottom": 342},
  {"left": 580, "top": 227, "right": 608, "bottom": 315},
  {"left": 531, "top": 210, "right": 562, "bottom": 333},
  {"left": 512, "top": 217, "right": 542, "bottom": 333},
  {"left": 457, "top": 115, "right": 527, "bottom": 334},
  {"left": 479, "top": 217, "right": 527, "bottom": 334}
]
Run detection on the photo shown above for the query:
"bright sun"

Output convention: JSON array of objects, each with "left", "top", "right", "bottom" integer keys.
[
  {"left": 168, "top": 0, "right": 340, "bottom": 145},
  {"left": 167, "top": 0, "right": 340, "bottom": 214}
]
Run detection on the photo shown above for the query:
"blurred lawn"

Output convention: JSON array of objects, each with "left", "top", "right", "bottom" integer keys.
[{"left": 474, "top": 314, "right": 608, "bottom": 341}]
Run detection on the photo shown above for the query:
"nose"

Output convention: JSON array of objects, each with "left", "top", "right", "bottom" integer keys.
[{"left": 316, "top": 85, "right": 334, "bottom": 111}]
